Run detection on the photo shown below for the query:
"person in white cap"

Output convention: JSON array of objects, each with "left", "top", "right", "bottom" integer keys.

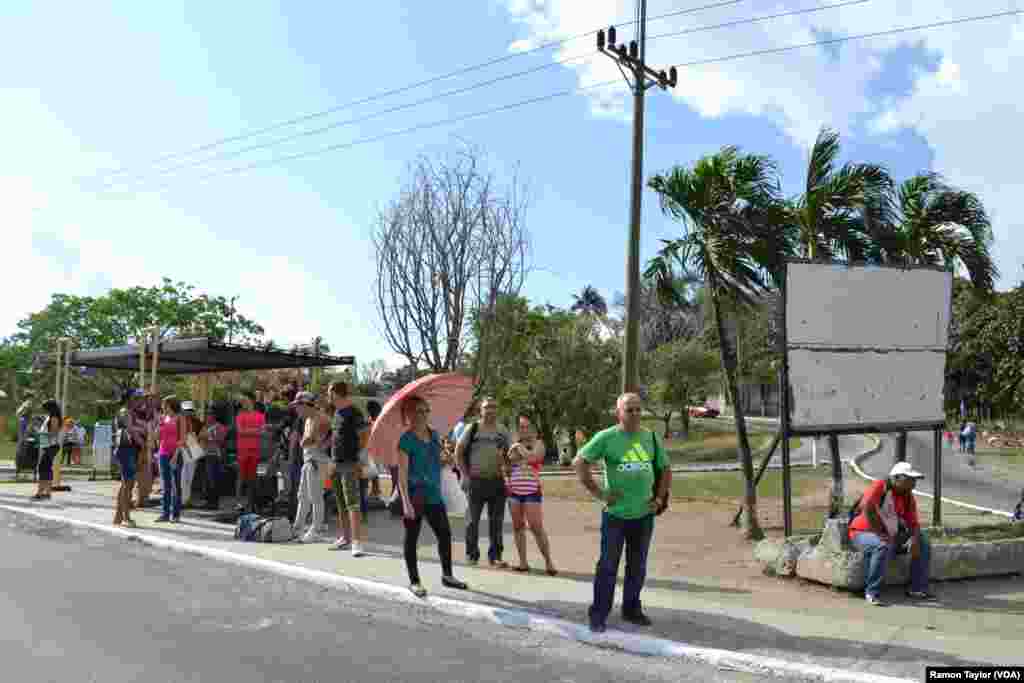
[{"left": 848, "top": 461, "right": 935, "bottom": 606}]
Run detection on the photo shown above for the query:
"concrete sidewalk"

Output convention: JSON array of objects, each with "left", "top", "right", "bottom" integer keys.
[{"left": 1, "top": 481, "right": 1021, "bottom": 681}]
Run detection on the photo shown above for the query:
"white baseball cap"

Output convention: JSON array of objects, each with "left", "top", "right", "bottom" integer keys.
[
  {"left": 182, "top": 400, "right": 195, "bottom": 413},
  {"left": 889, "top": 462, "right": 924, "bottom": 479}
]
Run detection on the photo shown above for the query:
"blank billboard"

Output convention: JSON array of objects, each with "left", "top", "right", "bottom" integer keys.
[{"left": 785, "top": 261, "right": 952, "bottom": 431}]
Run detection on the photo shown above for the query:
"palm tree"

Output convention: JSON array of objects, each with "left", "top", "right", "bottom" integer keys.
[
  {"left": 788, "top": 127, "right": 893, "bottom": 261},
  {"left": 570, "top": 285, "right": 608, "bottom": 317},
  {"left": 863, "top": 173, "right": 997, "bottom": 291},
  {"left": 646, "top": 146, "right": 797, "bottom": 541}
]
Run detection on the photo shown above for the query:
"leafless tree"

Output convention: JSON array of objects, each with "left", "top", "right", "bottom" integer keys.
[{"left": 373, "top": 147, "right": 531, "bottom": 374}]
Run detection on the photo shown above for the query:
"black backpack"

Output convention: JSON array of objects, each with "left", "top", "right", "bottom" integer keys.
[
  {"left": 848, "top": 486, "right": 888, "bottom": 523},
  {"left": 462, "top": 421, "right": 508, "bottom": 472}
]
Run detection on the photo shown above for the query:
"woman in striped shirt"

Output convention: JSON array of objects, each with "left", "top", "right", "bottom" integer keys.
[{"left": 506, "top": 414, "right": 557, "bottom": 576}]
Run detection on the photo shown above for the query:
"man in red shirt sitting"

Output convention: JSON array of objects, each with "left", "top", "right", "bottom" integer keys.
[{"left": 849, "top": 461, "right": 936, "bottom": 606}]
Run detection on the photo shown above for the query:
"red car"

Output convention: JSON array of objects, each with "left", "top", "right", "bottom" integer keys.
[{"left": 688, "top": 405, "right": 720, "bottom": 418}]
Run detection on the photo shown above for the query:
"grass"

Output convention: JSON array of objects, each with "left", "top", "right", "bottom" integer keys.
[
  {"left": 0, "top": 440, "right": 14, "bottom": 462},
  {"left": 663, "top": 430, "right": 801, "bottom": 465},
  {"left": 542, "top": 464, "right": 829, "bottom": 503}
]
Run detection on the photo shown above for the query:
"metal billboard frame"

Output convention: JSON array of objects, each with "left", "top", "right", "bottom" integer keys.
[{"left": 778, "top": 259, "right": 952, "bottom": 537}]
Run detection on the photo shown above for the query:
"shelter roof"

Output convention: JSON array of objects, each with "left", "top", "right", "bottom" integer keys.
[{"left": 34, "top": 337, "right": 353, "bottom": 375}]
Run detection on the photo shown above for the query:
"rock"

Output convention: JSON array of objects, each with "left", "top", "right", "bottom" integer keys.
[{"left": 755, "top": 537, "right": 815, "bottom": 577}]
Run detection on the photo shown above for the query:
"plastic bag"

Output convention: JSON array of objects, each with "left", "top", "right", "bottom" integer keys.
[{"left": 440, "top": 466, "right": 467, "bottom": 515}]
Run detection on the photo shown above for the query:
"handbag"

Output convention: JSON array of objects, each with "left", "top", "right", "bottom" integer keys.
[{"left": 183, "top": 432, "right": 204, "bottom": 464}]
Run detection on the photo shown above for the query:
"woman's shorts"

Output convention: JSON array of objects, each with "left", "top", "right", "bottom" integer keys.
[
  {"left": 37, "top": 446, "right": 58, "bottom": 482},
  {"left": 116, "top": 447, "right": 139, "bottom": 480},
  {"left": 508, "top": 492, "right": 543, "bottom": 504},
  {"left": 237, "top": 451, "right": 259, "bottom": 480}
]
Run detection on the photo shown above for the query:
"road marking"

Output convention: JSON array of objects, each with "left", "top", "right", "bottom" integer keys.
[
  {"left": 848, "top": 439, "right": 1013, "bottom": 518},
  {"left": 0, "top": 502, "right": 913, "bottom": 683}
]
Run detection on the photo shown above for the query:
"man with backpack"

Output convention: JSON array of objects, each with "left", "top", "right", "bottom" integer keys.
[
  {"left": 849, "top": 461, "right": 936, "bottom": 606},
  {"left": 455, "top": 397, "right": 511, "bottom": 568}
]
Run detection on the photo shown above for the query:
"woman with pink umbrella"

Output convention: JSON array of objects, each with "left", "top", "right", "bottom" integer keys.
[{"left": 395, "top": 395, "right": 468, "bottom": 597}]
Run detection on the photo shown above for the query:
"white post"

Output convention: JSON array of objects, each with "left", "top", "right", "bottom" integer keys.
[
  {"left": 150, "top": 327, "right": 160, "bottom": 394},
  {"left": 811, "top": 438, "right": 818, "bottom": 468}
]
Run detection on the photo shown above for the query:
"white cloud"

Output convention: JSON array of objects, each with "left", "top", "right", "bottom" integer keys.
[{"left": 503, "top": 0, "right": 1024, "bottom": 285}]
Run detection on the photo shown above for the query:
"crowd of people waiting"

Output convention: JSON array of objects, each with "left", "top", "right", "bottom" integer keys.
[{"left": 25, "top": 383, "right": 678, "bottom": 631}]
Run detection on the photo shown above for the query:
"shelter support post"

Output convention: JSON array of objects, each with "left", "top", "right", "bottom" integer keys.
[
  {"left": 895, "top": 431, "right": 908, "bottom": 463},
  {"left": 828, "top": 433, "right": 843, "bottom": 518},
  {"left": 731, "top": 430, "right": 782, "bottom": 527},
  {"left": 933, "top": 428, "right": 943, "bottom": 527}
]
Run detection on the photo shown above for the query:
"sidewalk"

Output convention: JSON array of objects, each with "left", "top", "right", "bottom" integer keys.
[{"left": 2, "top": 479, "right": 1021, "bottom": 680}]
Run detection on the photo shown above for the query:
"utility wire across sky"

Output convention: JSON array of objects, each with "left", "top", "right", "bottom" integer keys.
[
  {"left": 91, "top": 0, "right": 750, "bottom": 181},
  {"left": 100, "top": 0, "right": 870, "bottom": 189},
  {"left": 100, "top": 8, "right": 1023, "bottom": 198}
]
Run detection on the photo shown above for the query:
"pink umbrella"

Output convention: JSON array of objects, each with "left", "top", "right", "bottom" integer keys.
[{"left": 368, "top": 373, "right": 475, "bottom": 467}]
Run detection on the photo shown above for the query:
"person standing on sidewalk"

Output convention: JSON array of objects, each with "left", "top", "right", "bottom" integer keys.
[
  {"left": 849, "top": 461, "right": 936, "bottom": 606},
  {"left": 178, "top": 401, "right": 205, "bottom": 509},
  {"left": 455, "top": 397, "right": 511, "bottom": 568},
  {"left": 291, "top": 392, "right": 330, "bottom": 543},
  {"left": 202, "top": 409, "right": 228, "bottom": 510},
  {"left": 155, "top": 396, "right": 183, "bottom": 523},
  {"left": 397, "top": 396, "right": 468, "bottom": 597},
  {"left": 235, "top": 392, "right": 265, "bottom": 513},
  {"left": 575, "top": 392, "right": 671, "bottom": 633},
  {"left": 507, "top": 414, "right": 557, "bottom": 576},
  {"left": 328, "top": 381, "right": 368, "bottom": 557},
  {"left": 113, "top": 391, "right": 146, "bottom": 527},
  {"left": 31, "top": 399, "right": 63, "bottom": 501}
]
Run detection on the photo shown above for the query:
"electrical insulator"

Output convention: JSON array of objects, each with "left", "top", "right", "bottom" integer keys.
[
  {"left": 608, "top": 26, "right": 616, "bottom": 47},
  {"left": 629, "top": 41, "right": 638, "bottom": 59},
  {"left": 618, "top": 44, "right": 628, "bottom": 60},
  {"left": 659, "top": 70, "right": 667, "bottom": 86},
  {"left": 669, "top": 66, "right": 678, "bottom": 87},
  {"left": 597, "top": 29, "right": 605, "bottom": 50}
]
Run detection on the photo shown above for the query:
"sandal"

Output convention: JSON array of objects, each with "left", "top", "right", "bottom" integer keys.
[
  {"left": 410, "top": 583, "right": 427, "bottom": 598},
  {"left": 514, "top": 566, "right": 530, "bottom": 573},
  {"left": 546, "top": 568, "right": 559, "bottom": 577},
  {"left": 489, "top": 560, "right": 509, "bottom": 569},
  {"left": 442, "top": 576, "right": 468, "bottom": 590}
]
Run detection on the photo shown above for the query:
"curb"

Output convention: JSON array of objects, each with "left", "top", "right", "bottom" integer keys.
[
  {"left": 848, "top": 437, "right": 1012, "bottom": 519},
  {"left": 0, "top": 502, "right": 912, "bottom": 683}
]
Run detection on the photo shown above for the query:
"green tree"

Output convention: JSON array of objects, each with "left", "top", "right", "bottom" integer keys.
[
  {"left": 787, "top": 127, "right": 892, "bottom": 261},
  {"left": 10, "top": 279, "right": 264, "bottom": 418},
  {"left": 648, "top": 339, "right": 719, "bottom": 439},
  {"left": 570, "top": 285, "right": 608, "bottom": 317},
  {"left": 646, "top": 146, "right": 797, "bottom": 540},
  {"left": 865, "top": 173, "right": 997, "bottom": 291}
]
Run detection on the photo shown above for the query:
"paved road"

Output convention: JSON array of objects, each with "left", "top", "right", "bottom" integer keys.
[
  {"left": 0, "top": 508, "right": 766, "bottom": 683},
  {"left": 857, "top": 432, "right": 1020, "bottom": 515}
]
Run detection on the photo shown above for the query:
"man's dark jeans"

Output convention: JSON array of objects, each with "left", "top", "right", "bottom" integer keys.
[
  {"left": 465, "top": 477, "right": 506, "bottom": 563},
  {"left": 589, "top": 511, "right": 654, "bottom": 626}
]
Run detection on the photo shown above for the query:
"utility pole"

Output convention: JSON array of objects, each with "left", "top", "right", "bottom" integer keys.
[{"left": 598, "top": 0, "right": 677, "bottom": 393}]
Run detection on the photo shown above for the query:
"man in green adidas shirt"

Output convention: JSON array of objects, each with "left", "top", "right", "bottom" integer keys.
[{"left": 574, "top": 392, "right": 672, "bottom": 633}]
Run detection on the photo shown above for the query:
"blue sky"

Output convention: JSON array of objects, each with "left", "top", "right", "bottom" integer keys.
[{"left": 3, "top": 1, "right": 1022, "bottom": 370}]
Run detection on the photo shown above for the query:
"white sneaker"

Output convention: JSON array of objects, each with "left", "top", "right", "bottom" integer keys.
[
  {"left": 329, "top": 537, "right": 351, "bottom": 551},
  {"left": 351, "top": 542, "right": 366, "bottom": 558},
  {"left": 300, "top": 530, "right": 321, "bottom": 544}
]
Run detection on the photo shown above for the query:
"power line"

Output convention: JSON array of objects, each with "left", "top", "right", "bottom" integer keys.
[
  {"left": 107, "top": 8, "right": 1023, "bottom": 197},
  {"left": 104, "top": 0, "right": 868, "bottom": 189},
  {"left": 91, "top": 0, "right": 748, "bottom": 180}
]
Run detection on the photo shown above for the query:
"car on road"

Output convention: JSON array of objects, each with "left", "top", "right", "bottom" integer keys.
[{"left": 688, "top": 405, "right": 720, "bottom": 419}]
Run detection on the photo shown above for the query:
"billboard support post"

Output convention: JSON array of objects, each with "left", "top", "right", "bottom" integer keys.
[
  {"left": 933, "top": 427, "right": 943, "bottom": 527},
  {"left": 779, "top": 276, "right": 793, "bottom": 538}
]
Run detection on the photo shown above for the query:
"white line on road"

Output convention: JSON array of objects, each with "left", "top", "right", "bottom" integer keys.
[
  {"left": 847, "top": 439, "right": 1012, "bottom": 518},
  {"left": 0, "top": 502, "right": 912, "bottom": 683}
]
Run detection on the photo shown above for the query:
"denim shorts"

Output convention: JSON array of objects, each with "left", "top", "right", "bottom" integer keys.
[
  {"left": 116, "top": 447, "right": 138, "bottom": 480},
  {"left": 509, "top": 492, "right": 543, "bottom": 504}
]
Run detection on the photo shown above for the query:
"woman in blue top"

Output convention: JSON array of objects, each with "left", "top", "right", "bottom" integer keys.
[{"left": 397, "top": 396, "right": 468, "bottom": 597}]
